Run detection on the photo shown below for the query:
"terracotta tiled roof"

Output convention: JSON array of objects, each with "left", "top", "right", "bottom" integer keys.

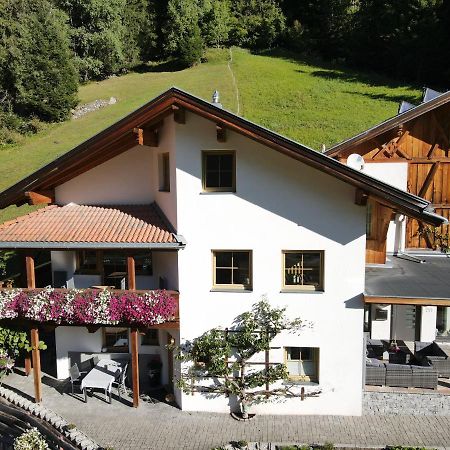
[{"left": 0, "top": 203, "right": 181, "bottom": 247}]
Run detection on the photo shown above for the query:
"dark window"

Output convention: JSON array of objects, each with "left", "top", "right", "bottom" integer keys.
[
  {"left": 103, "top": 327, "right": 128, "bottom": 353},
  {"left": 285, "top": 347, "right": 319, "bottom": 381},
  {"left": 283, "top": 251, "right": 324, "bottom": 291},
  {"left": 141, "top": 329, "right": 159, "bottom": 346},
  {"left": 203, "top": 151, "right": 235, "bottom": 191},
  {"left": 159, "top": 153, "right": 170, "bottom": 192},
  {"left": 213, "top": 250, "right": 251, "bottom": 289}
]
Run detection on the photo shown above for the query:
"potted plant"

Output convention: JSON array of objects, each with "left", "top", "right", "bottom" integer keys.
[{"left": 147, "top": 358, "right": 162, "bottom": 387}]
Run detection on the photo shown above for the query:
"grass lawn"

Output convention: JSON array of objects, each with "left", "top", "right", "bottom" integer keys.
[{"left": 0, "top": 47, "right": 421, "bottom": 222}]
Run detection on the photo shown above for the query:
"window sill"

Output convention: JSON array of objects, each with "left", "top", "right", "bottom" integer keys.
[
  {"left": 282, "top": 380, "right": 319, "bottom": 386},
  {"left": 280, "top": 289, "right": 324, "bottom": 294},
  {"left": 210, "top": 288, "right": 253, "bottom": 293},
  {"left": 200, "top": 191, "right": 236, "bottom": 195}
]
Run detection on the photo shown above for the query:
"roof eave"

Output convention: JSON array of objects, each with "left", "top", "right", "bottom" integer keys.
[{"left": 0, "top": 241, "right": 185, "bottom": 250}]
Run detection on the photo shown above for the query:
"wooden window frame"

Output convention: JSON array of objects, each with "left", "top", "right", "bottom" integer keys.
[
  {"left": 284, "top": 346, "right": 319, "bottom": 382},
  {"left": 282, "top": 250, "right": 324, "bottom": 292},
  {"left": 202, "top": 151, "right": 236, "bottom": 192},
  {"left": 212, "top": 250, "right": 252, "bottom": 290},
  {"left": 159, "top": 152, "right": 170, "bottom": 192}
]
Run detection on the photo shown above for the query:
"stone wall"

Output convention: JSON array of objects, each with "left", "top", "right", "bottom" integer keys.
[{"left": 364, "top": 391, "right": 450, "bottom": 416}]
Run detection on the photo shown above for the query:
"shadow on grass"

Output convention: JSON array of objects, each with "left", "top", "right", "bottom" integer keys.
[{"left": 254, "top": 48, "right": 421, "bottom": 102}]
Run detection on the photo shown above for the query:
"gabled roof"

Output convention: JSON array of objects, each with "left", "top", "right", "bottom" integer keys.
[
  {"left": 325, "top": 89, "right": 450, "bottom": 158},
  {"left": 0, "top": 87, "right": 445, "bottom": 226},
  {"left": 0, "top": 203, "right": 184, "bottom": 249}
]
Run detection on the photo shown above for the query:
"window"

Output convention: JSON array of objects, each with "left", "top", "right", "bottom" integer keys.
[
  {"left": 202, "top": 151, "right": 235, "bottom": 192},
  {"left": 282, "top": 251, "right": 324, "bottom": 291},
  {"left": 103, "top": 327, "right": 129, "bottom": 353},
  {"left": 212, "top": 250, "right": 252, "bottom": 290},
  {"left": 141, "top": 329, "right": 159, "bottom": 346},
  {"left": 77, "top": 250, "right": 101, "bottom": 274},
  {"left": 285, "top": 347, "right": 319, "bottom": 382},
  {"left": 159, "top": 152, "right": 170, "bottom": 192}
]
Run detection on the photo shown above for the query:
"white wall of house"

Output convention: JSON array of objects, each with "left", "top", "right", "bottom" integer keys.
[
  {"left": 55, "top": 326, "right": 103, "bottom": 379},
  {"left": 370, "top": 304, "right": 392, "bottom": 340},
  {"left": 421, "top": 306, "right": 437, "bottom": 342},
  {"left": 174, "top": 112, "right": 366, "bottom": 415},
  {"left": 362, "top": 162, "right": 408, "bottom": 254},
  {"left": 55, "top": 145, "right": 154, "bottom": 205}
]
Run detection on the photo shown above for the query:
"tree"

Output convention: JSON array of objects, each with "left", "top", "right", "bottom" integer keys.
[
  {"left": 175, "top": 297, "right": 318, "bottom": 418},
  {"left": 230, "top": 0, "right": 286, "bottom": 49},
  {"left": 163, "top": 0, "right": 204, "bottom": 65},
  {"left": 201, "top": 0, "right": 232, "bottom": 48},
  {"left": 0, "top": 0, "right": 78, "bottom": 121},
  {"left": 55, "top": 0, "right": 129, "bottom": 81},
  {"left": 123, "top": 0, "right": 158, "bottom": 64}
]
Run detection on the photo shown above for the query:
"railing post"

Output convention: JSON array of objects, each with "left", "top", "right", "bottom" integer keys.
[
  {"left": 131, "top": 328, "right": 139, "bottom": 408},
  {"left": 26, "top": 254, "right": 42, "bottom": 403},
  {"left": 127, "top": 256, "right": 136, "bottom": 291}
]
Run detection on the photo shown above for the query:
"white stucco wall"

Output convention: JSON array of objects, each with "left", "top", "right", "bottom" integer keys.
[
  {"left": 421, "top": 306, "right": 437, "bottom": 342},
  {"left": 55, "top": 145, "right": 154, "bottom": 205},
  {"left": 174, "top": 112, "right": 366, "bottom": 415},
  {"left": 55, "top": 326, "right": 103, "bottom": 379},
  {"left": 363, "top": 162, "right": 408, "bottom": 254},
  {"left": 370, "top": 304, "right": 392, "bottom": 340}
]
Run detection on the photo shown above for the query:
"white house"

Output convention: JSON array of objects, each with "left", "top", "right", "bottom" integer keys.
[{"left": 0, "top": 88, "right": 444, "bottom": 415}]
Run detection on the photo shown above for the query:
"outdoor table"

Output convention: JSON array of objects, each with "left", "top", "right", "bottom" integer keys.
[{"left": 81, "top": 359, "right": 122, "bottom": 403}]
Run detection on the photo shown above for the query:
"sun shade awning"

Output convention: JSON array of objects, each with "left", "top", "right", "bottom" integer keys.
[{"left": 0, "top": 203, "right": 185, "bottom": 249}]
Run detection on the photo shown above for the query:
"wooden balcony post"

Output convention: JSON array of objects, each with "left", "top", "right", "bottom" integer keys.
[
  {"left": 30, "top": 327, "right": 42, "bottom": 403},
  {"left": 128, "top": 255, "right": 139, "bottom": 407},
  {"left": 127, "top": 256, "right": 136, "bottom": 291},
  {"left": 131, "top": 328, "right": 139, "bottom": 408},
  {"left": 25, "top": 255, "right": 35, "bottom": 379}
]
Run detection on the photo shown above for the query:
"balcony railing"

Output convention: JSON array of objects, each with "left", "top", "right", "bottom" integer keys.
[{"left": 0, "top": 287, "right": 179, "bottom": 329}]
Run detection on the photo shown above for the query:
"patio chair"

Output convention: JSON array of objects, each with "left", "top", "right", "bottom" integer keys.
[
  {"left": 112, "top": 362, "right": 129, "bottom": 399},
  {"left": 415, "top": 341, "right": 450, "bottom": 378},
  {"left": 69, "top": 363, "right": 87, "bottom": 395}
]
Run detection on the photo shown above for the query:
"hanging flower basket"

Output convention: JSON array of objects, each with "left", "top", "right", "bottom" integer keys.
[{"left": 0, "top": 288, "right": 177, "bottom": 327}]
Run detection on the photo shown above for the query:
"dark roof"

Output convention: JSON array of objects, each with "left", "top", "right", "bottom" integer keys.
[
  {"left": 365, "top": 253, "right": 450, "bottom": 299},
  {"left": 0, "top": 87, "right": 445, "bottom": 226},
  {"left": 326, "top": 89, "right": 450, "bottom": 158},
  {"left": 0, "top": 203, "right": 184, "bottom": 249}
]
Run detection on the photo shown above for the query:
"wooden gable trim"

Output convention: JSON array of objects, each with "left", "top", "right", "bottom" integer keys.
[
  {"left": 366, "top": 201, "right": 394, "bottom": 264},
  {"left": 25, "top": 190, "right": 54, "bottom": 205}
]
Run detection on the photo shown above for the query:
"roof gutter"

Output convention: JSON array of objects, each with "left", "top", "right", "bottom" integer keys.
[{"left": 0, "top": 242, "right": 186, "bottom": 250}]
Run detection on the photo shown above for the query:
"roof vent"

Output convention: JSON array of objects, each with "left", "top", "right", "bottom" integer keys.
[
  {"left": 212, "top": 90, "right": 222, "bottom": 108},
  {"left": 347, "top": 153, "right": 365, "bottom": 171}
]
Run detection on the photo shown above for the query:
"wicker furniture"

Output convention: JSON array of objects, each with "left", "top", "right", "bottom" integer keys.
[
  {"left": 365, "top": 358, "right": 386, "bottom": 386},
  {"left": 411, "top": 365, "right": 438, "bottom": 389},
  {"left": 415, "top": 341, "right": 450, "bottom": 378},
  {"left": 385, "top": 363, "right": 412, "bottom": 388}
]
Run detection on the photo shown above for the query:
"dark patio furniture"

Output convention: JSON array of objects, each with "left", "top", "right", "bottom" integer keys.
[
  {"left": 411, "top": 365, "right": 438, "bottom": 389},
  {"left": 366, "top": 339, "right": 384, "bottom": 359},
  {"left": 415, "top": 341, "right": 450, "bottom": 378},
  {"left": 385, "top": 363, "right": 412, "bottom": 388},
  {"left": 365, "top": 358, "right": 386, "bottom": 386}
]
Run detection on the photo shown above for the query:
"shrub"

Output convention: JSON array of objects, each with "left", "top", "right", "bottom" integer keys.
[{"left": 14, "top": 428, "right": 49, "bottom": 450}]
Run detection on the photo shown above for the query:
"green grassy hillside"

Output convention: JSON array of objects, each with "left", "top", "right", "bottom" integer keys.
[{"left": 0, "top": 48, "right": 421, "bottom": 221}]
